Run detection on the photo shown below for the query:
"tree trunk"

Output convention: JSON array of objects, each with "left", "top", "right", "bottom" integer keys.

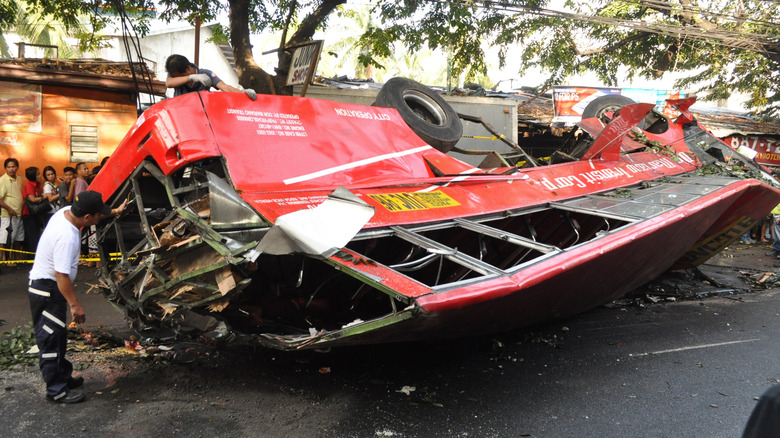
[
  {"left": 228, "top": 0, "right": 288, "bottom": 95},
  {"left": 228, "top": 0, "right": 346, "bottom": 95}
]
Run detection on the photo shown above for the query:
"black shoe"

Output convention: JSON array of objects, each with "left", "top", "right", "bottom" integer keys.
[
  {"left": 67, "top": 376, "right": 84, "bottom": 389},
  {"left": 47, "top": 390, "right": 85, "bottom": 404},
  {"left": 766, "top": 251, "right": 779, "bottom": 256}
]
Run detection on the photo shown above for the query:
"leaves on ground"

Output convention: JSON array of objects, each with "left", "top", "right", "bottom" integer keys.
[{"left": 0, "top": 324, "right": 37, "bottom": 370}]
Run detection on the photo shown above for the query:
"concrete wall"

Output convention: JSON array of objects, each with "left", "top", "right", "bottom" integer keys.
[
  {"left": 138, "top": 27, "right": 239, "bottom": 99},
  {"left": 97, "top": 25, "right": 238, "bottom": 101}
]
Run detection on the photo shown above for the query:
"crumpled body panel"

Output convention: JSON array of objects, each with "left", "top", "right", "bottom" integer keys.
[{"left": 88, "top": 91, "right": 780, "bottom": 350}]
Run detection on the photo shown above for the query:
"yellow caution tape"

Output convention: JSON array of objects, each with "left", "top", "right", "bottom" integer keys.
[
  {"left": 461, "top": 134, "right": 506, "bottom": 140},
  {"left": 0, "top": 259, "right": 33, "bottom": 265},
  {"left": 0, "top": 247, "right": 35, "bottom": 255},
  {"left": 0, "top": 247, "right": 129, "bottom": 264}
]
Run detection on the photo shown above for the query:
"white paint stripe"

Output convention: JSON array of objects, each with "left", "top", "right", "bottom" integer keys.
[
  {"left": 416, "top": 168, "right": 483, "bottom": 192},
  {"left": 283, "top": 145, "right": 433, "bottom": 185},
  {"left": 417, "top": 185, "right": 438, "bottom": 193},
  {"left": 42, "top": 325, "right": 54, "bottom": 334},
  {"left": 41, "top": 352, "right": 57, "bottom": 359},
  {"left": 629, "top": 339, "right": 760, "bottom": 357},
  {"left": 42, "top": 311, "right": 65, "bottom": 328},
  {"left": 28, "top": 287, "right": 51, "bottom": 297}
]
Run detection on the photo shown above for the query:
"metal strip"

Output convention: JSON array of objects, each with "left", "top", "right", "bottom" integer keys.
[
  {"left": 452, "top": 218, "right": 558, "bottom": 253},
  {"left": 549, "top": 202, "right": 642, "bottom": 222},
  {"left": 390, "top": 226, "right": 504, "bottom": 277}
]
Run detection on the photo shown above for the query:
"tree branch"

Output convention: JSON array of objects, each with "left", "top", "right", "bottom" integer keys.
[
  {"left": 570, "top": 31, "right": 650, "bottom": 56},
  {"left": 679, "top": 0, "right": 716, "bottom": 29},
  {"left": 288, "top": 0, "right": 346, "bottom": 45},
  {"left": 229, "top": 0, "right": 282, "bottom": 94}
]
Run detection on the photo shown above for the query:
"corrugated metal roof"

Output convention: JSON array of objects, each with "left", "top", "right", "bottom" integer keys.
[{"left": 0, "top": 59, "right": 166, "bottom": 96}]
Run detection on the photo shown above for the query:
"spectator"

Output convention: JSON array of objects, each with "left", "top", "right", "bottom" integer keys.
[
  {"left": 42, "top": 166, "right": 60, "bottom": 225},
  {"left": 767, "top": 203, "right": 780, "bottom": 259},
  {"left": 87, "top": 166, "right": 100, "bottom": 184},
  {"left": 72, "top": 163, "right": 96, "bottom": 266},
  {"left": 760, "top": 215, "right": 772, "bottom": 242},
  {"left": 0, "top": 158, "right": 24, "bottom": 266},
  {"left": 22, "top": 166, "right": 45, "bottom": 253},
  {"left": 165, "top": 54, "right": 257, "bottom": 100},
  {"left": 59, "top": 166, "right": 75, "bottom": 207},
  {"left": 86, "top": 156, "right": 110, "bottom": 185},
  {"left": 72, "top": 163, "right": 89, "bottom": 198}
]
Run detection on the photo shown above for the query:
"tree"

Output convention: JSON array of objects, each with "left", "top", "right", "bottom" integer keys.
[
  {"left": 0, "top": 0, "right": 524, "bottom": 95},
  {"left": 0, "top": 0, "right": 147, "bottom": 55},
  {"left": 493, "top": 0, "right": 780, "bottom": 116},
  {"left": 320, "top": 4, "right": 382, "bottom": 80},
  {"left": 0, "top": 0, "right": 88, "bottom": 58},
  {"left": 5, "top": 0, "right": 779, "bottom": 116}
]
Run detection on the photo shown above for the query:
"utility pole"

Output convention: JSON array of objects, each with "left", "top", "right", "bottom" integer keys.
[{"left": 194, "top": 17, "right": 201, "bottom": 65}]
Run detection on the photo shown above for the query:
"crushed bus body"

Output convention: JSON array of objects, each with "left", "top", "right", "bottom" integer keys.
[{"left": 88, "top": 81, "right": 780, "bottom": 350}]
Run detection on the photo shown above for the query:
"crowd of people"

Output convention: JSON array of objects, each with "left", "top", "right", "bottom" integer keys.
[{"left": 0, "top": 157, "right": 107, "bottom": 267}]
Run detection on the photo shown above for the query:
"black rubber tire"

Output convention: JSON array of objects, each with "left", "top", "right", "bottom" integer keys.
[
  {"left": 373, "top": 77, "right": 463, "bottom": 152},
  {"left": 581, "top": 95, "right": 636, "bottom": 123}
]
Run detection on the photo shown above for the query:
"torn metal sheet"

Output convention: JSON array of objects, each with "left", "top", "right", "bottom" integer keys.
[{"left": 255, "top": 187, "right": 375, "bottom": 257}]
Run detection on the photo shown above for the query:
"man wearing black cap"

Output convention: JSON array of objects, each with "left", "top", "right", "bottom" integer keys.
[{"left": 27, "top": 190, "right": 127, "bottom": 403}]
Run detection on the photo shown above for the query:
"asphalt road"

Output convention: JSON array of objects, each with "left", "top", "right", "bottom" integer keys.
[{"left": 1, "top": 245, "right": 779, "bottom": 437}]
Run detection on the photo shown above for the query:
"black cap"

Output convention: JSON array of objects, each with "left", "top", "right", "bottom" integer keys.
[{"left": 71, "top": 190, "right": 111, "bottom": 217}]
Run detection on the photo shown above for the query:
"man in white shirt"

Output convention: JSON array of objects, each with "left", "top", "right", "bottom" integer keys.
[{"left": 28, "top": 190, "right": 126, "bottom": 403}]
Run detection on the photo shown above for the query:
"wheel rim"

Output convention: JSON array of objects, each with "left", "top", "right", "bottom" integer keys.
[
  {"left": 596, "top": 104, "right": 624, "bottom": 122},
  {"left": 402, "top": 89, "right": 448, "bottom": 126}
]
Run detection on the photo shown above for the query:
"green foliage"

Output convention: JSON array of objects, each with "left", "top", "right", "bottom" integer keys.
[
  {"left": 695, "top": 161, "right": 763, "bottom": 180},
  {"left": 1, "top": 0, "right": 157, "bottom": 57},
  {"left": 0, "top": 324, "right": 37, "bottom": 370},
  {"left": 510, "top": 0, "right": 780, "bottom": 116},
  {"left": 156, "top": 0, "right": 223, "bottom": 25},
  {"left": 206, "top": 23, "right": 230, "bottom": 45},
  {"left": 6, "top": 0, "right": 778, "bottom": 117},
  {"left": 370, "top": 0, "right": 518, "bottom": 83},
  {"left": 0, "top": 1, "right": 18, "bottom": 28}
]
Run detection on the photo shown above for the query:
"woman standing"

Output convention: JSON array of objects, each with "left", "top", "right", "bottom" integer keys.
[
  {"left": 22, "top": 166, "right": 44, "bottom": 252},
  {"left": 41, "top": 166, "right": 61, "bottom": 225}
]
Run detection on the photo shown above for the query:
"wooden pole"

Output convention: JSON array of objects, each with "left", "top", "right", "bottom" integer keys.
[{"left": 194, "top": 17, "right": 201, "bottom": 65}]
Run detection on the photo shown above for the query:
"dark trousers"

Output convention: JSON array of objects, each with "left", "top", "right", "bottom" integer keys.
[
  {"left": 22, "top": 214, "right": 40, "bottom": 253},
  {"left": 28, "top": 278, "right": 72, "bottom": 397}
]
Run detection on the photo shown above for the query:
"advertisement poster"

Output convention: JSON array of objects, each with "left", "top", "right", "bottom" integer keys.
[
  {"left": 552, "top": 86, "right": 686, "bottom": 127},
  {"left": 622, "top": 88, "right": 686, "bottom": 119},
  {"left": 723, "top": 134, "right": 780, "bottom": 166},
  {"left": 0, "top": 82, "right": 42, "bottom": 133},
  {"left": 552, "top": 86, "right": 620, "bottom": 126}
]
